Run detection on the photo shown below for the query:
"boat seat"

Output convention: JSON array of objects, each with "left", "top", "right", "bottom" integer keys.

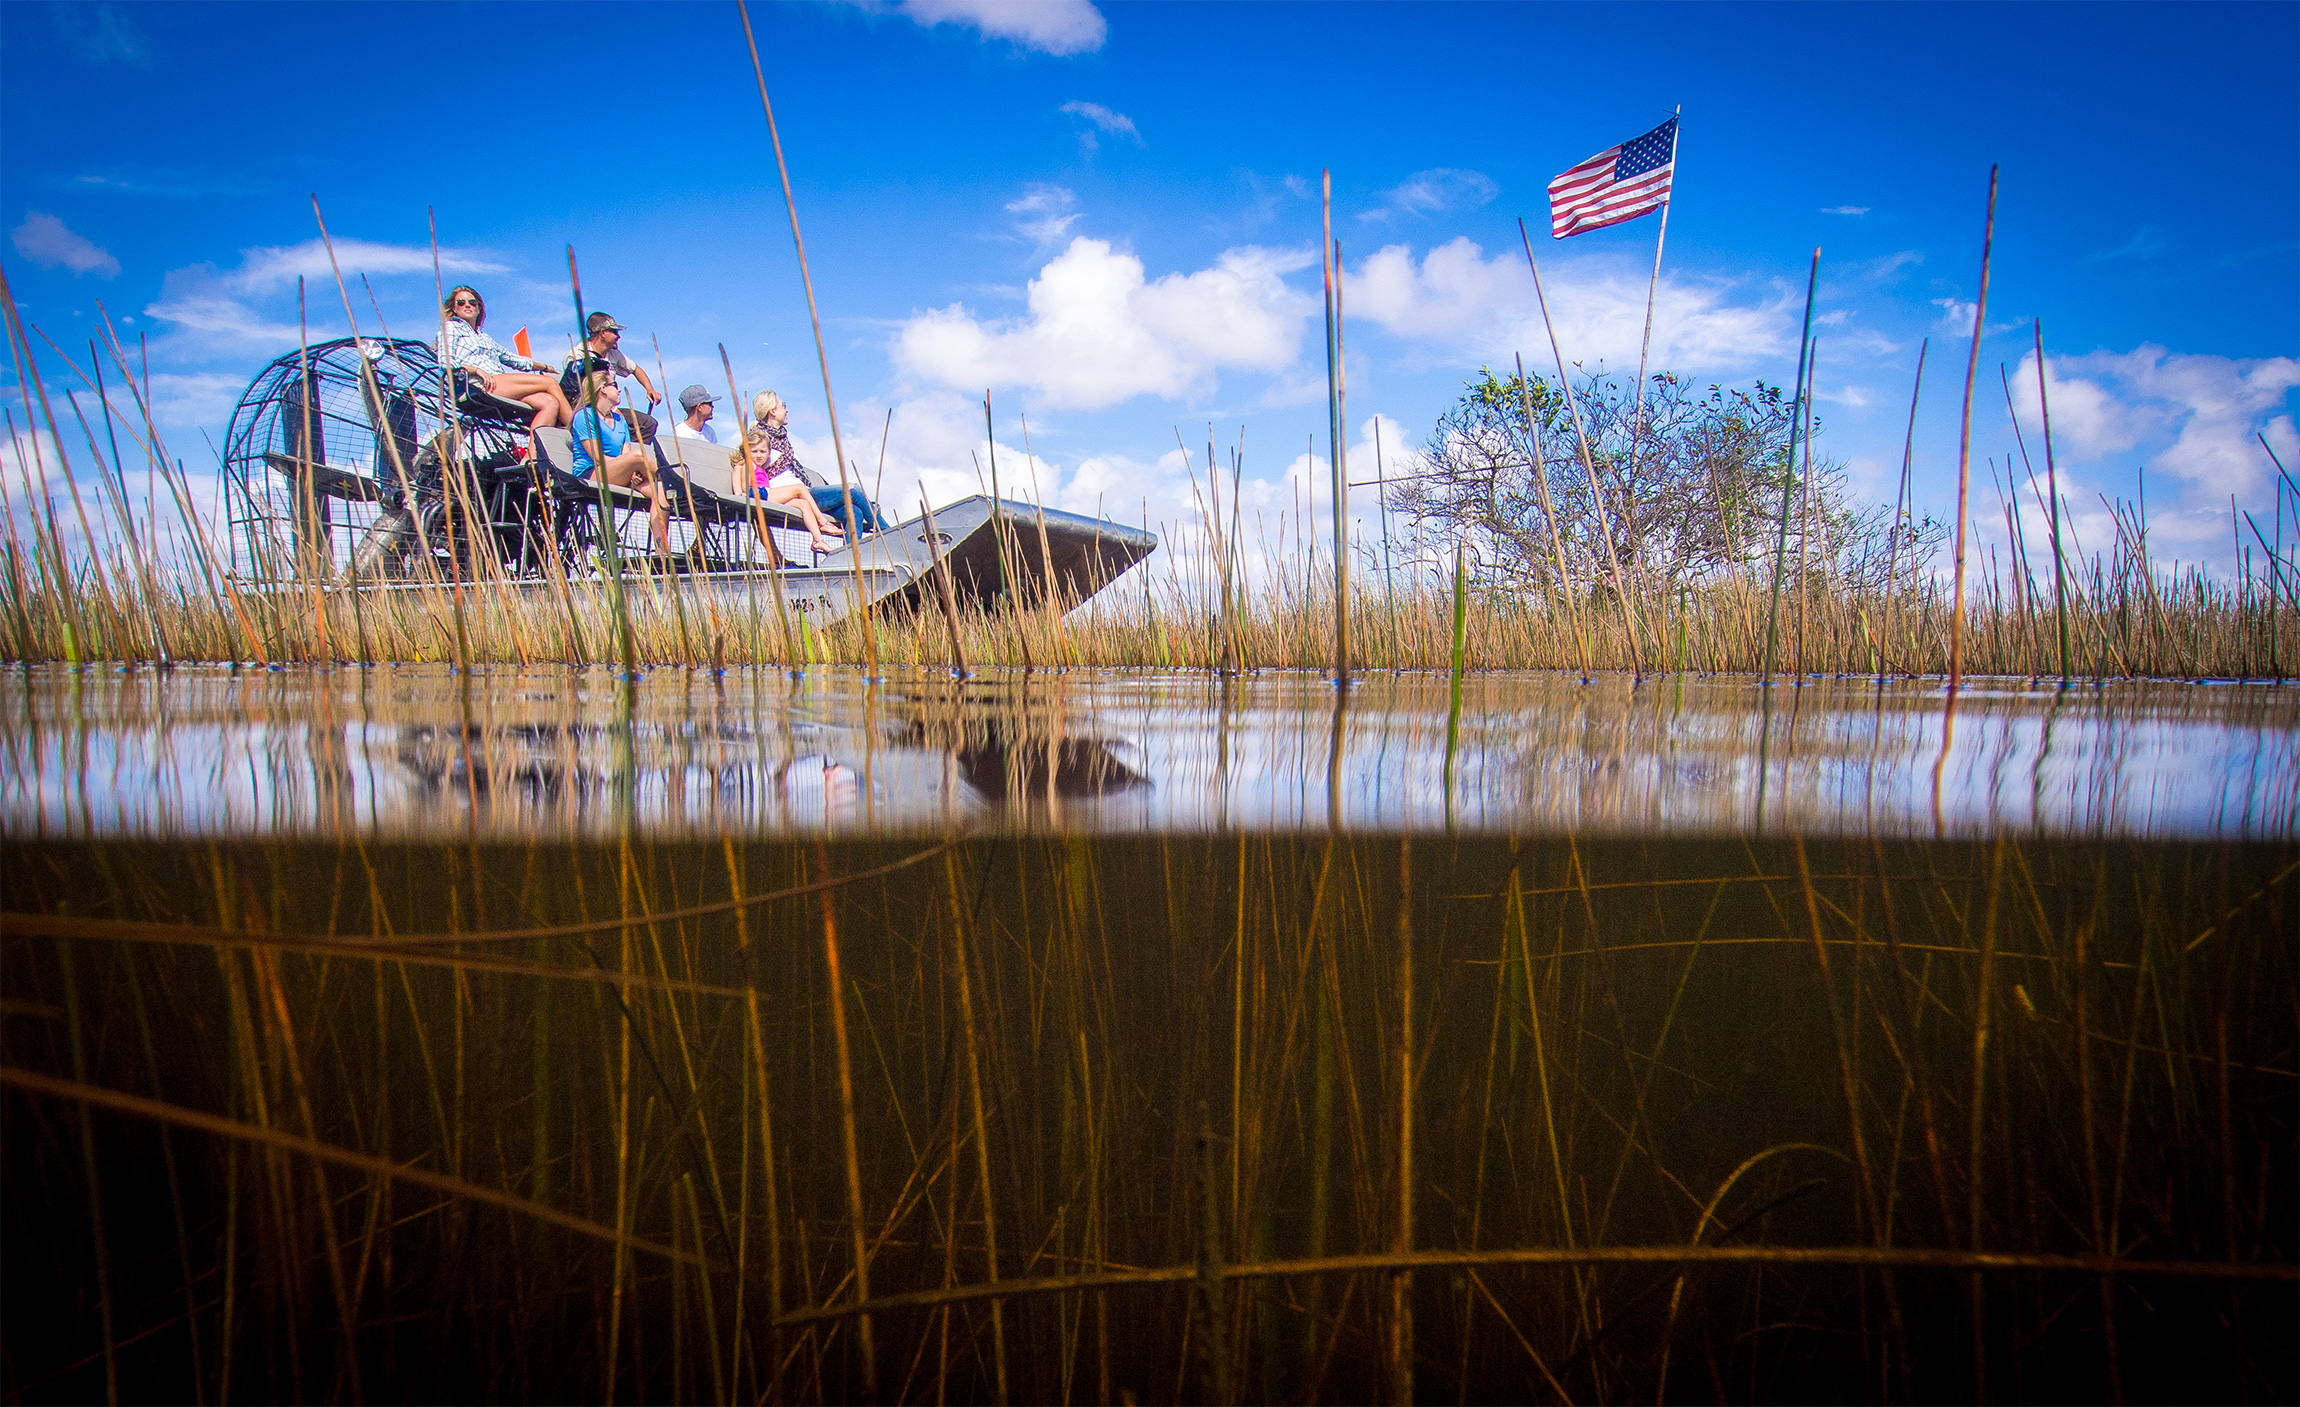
[
  {"left": 531, "top": 426, "right": 578, "bottom": 477},
  {"left": 262, "top": 452, "right": 380, "bottom": 503},
  {"left": 450, "top": 371, "right": 539, "bottom": 429}
]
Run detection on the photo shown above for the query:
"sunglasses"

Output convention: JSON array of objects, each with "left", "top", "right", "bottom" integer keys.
[{"left": 452, "top": 297, "right": 479, "bottom": 307}]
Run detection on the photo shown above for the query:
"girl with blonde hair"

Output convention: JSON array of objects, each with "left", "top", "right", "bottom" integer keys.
[
  {"left": 732, "top": 421, "right": 845, "bottom": 555},
  {"left": 743, "top": 390, "right": 883, "bottom": 541}
]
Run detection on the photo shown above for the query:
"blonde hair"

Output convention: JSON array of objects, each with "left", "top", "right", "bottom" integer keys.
[
  {"left": 752, "top": 390, "right": 785, "bottom": 424},
  {"left": 574, "top": 369, "right": 617, "bottom": 410}
]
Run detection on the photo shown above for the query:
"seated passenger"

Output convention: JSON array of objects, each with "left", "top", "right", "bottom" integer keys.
[
  {"left": 559, "top": 313, "right": 660, "bottom": 439},
  {"left": 749, "top": 390, "right": 884, "bottom": 538},
  {"left": 568, "top": 371, "right": 672, "bottom": 558},
  {"left": 732, "top": 423, "right": 846, "bottom": 555},
  {"left": 677, "top": 385, "right": 719, "bottom": 443},
  {"left": 438, "top": 286, "right": 570, "bottom": 428}
]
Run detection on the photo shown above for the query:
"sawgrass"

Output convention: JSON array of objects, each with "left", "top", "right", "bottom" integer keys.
[
  {"left": 2, "top": 516, "right": 2295, "bottom": 680},
  {"left": 4, "top": 295, "right": 2293, "bottom": 680}
]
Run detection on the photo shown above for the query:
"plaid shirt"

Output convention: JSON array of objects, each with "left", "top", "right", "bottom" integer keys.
[{"left": 437, "top": 318, "right": 547, "bottom": 377}]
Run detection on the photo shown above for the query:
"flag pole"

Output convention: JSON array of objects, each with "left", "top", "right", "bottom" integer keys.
[
  {"left": 1624, "top": 107, "right": 1679, "bottom": 491},
  {"left": 1621, "top": 106, "right": 1679, "bottom": 659}
]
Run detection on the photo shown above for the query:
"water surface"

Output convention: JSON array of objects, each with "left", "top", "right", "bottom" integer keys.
[{"left": 5, "top": 664, "right": 2292, "bottom": 839}]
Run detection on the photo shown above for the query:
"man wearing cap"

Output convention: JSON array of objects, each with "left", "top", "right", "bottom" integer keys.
[
  {"left": 677, "top": 385, "right": 720, "bottom": 443},
  {"left": 559, "top": 313, "right": 661, "bottom": 437},
  {"left": 558, "top": 314, "right": 667, "bottom": 448}
]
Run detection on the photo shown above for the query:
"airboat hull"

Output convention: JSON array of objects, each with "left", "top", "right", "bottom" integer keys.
[
  {"left": 812, "top": 495, "right": 1158, "bottom": 617},
  {"left": 261, "top": 495, "right": 1156, "bottom": 627}
]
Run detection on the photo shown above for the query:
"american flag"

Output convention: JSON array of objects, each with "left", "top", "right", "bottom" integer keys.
[{"left": 1547, "top": 116, "right": 1678, "bottom": 238}]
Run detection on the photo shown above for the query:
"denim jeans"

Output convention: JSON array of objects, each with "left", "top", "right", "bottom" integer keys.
[{"left": 808, "top": 484, "right": 882, "bottom": 533}]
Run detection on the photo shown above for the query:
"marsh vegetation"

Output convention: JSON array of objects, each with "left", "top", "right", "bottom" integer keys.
[{"left": 4, "top": 829, "right": 2293, "bottom": 1402}]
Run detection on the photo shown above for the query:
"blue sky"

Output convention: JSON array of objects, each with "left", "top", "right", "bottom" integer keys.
[{"left": 4, "top": 0, "right": 2295, "bottom": 581}]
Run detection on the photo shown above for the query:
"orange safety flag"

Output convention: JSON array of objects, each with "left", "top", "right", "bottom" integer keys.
[{"left": 513, "top": 327, "right": 532, "bottom": 359}]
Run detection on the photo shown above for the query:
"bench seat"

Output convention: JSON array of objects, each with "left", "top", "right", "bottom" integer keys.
[{"left": 533, "top": 427, "right": 811, "bottom": 532}]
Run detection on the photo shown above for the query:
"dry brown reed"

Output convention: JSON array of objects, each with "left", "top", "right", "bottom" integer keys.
[{"left": 3, "top": 533, "right": 2290, "bottom": 681}]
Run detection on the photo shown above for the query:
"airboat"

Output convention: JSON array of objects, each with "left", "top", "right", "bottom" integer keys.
[{"left": 218, "top": 337, "right": 1157, "bottom": 623}]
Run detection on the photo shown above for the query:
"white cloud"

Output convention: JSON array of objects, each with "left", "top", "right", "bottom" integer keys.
[
  {"left": 11, "top": 212, "right": 120, "bottom": 278},
  {"left": 893, "top": 236, "right": 1317, "bottom": 410},
  {"left": 144, "top": 372, "right": 249, "bottom": 433},
  {"left": 1360, "top": 169, "right": 1498, "bottom": 224},
  {"left": 775, "top": 395, "right": 1426, "bottom": 603},
  {"left": 1345, "top": 236, "right": 1794, "bottom": 373},
  {"left": 1005, "top": 185, "right": 1080, "bottom": 253},
  {"left": 1060, "top": 100, "right": 1141, "bottom": 156},
  {"left": 145, "top": 238, "right": 507, "bottom": 345},
  {"left": 1930, "top": 297, "right": 2019, "bottom": 339},
  {"left": 1820, "top": 205, "right": 1870, "bottom": 216},
  {"left": 2004, "top": 346, "right": 2300, "bottom": 503},
  {"left": 868, "top": 0, "right": 1107, "bottom": 54},
  {"left": 144, "top": 265, "right": 302, "bottom": 342},
  {"left": 231, "top": 237, "right": 505, "bottom": 292}
]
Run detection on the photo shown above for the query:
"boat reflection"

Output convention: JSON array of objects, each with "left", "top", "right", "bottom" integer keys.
[{"left": 2, "top": 664, "right": 2293, "bottom": 840}]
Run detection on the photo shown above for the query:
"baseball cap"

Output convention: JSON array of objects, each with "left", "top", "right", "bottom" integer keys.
[
  {"left": 586, "top": 312, "right": 624, "bottom": 335},
  {"left": 678, "top": 385, "right": 716, "bottom": 413}
]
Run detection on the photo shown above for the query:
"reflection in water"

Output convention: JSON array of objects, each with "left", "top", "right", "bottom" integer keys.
[{"left": 3, "top": 664, "right": 2295, "bottom": 839}]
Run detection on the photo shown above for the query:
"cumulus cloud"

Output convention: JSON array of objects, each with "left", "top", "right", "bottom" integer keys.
[
  {"left": 792, "top": 392, "right": 1416, "bottom": 595},
  {"left": 1360, "top": 169, "right": 1499, "bottom": 224},
  {"left": 145, "top": 238, "right": 507, "bottom": 344},
  {"left": 1060, "top": 100, "right": 1140, "bottom": 155},
  {"left": 859, "top": 0, "right": 1107, "bottom": 54},
  {"left": 893, "top": 236, "right": 1317, "bottom": 410},
  {"left": 1345, "top": 236, "right": 1794, "bottom": 373},
  {"left": 10, "top": 212, "right": 120, "bottom": 278},
  {"left": 2004, "top": 345, "right": 2300, "bottom": 504}
]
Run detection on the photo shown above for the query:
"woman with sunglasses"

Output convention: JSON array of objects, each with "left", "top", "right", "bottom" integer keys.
[
  {"left": 437, "top": 285, "right": 571, "bottom": 428},
  {"left": 570, "top": 370, "right": 673, "bottom": 558}
]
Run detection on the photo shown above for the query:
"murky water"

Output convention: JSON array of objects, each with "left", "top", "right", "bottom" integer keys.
[
  {"left": 4, "top": 664, "right": 2295, "bottom": 840},
  {"left": 6, "top": 665, "right": 2294, "bottom": 1403}
]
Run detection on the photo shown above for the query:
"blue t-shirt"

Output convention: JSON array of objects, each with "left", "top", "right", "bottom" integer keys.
[{"left": 568, "top": 407, "right": 630, "bottom": 476}]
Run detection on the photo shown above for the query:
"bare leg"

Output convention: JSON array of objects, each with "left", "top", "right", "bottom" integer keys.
[
  {"left": 493, "top": 372, "right": 571, "bottom": 428},
  {"left": 607, "top": 452, "right": 673, "bottom": 556},
  {"left": 770, "top": 483, "right": 844, "bottom": 552}
]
